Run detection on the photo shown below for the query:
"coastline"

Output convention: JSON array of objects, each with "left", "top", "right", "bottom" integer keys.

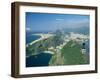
[
  {"left": 26, "top": 33, "right": 53, "bottom": 47},
  {"left": 26, "top": 32, "right": 89, "bottom": 54}
]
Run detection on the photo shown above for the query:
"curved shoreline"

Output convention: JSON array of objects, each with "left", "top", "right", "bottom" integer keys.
[
  {"left": 26, "top": 50, "right": 54, "bottom": 58},
  {"left": 30, "top": 33, "right": 53, "bottom": 45},
  {"left": 26, "top": 33, "right": 53, "bottom": 47}
]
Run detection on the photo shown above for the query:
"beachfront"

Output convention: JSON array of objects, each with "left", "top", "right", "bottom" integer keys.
[{"left": 26, "top": 33, "right": 53, "bottom": 47}]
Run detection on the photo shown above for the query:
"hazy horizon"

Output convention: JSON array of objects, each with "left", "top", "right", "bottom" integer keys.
[{"left": 26, "top": 12, "right": 90, "bottom": 32}]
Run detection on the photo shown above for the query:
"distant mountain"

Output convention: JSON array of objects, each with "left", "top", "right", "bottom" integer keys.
[{"left": 63, "top": 27, "right": 89, "bottom": 35}]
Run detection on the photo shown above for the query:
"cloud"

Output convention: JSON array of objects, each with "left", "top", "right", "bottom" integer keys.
[
  {"left": 56, "top": 18, "right": 64, "bottom": 21},
  {"left": 63, "top": 19, "right": 89, "bottom": 28},
  {"left": 26, "top": 27, "right": 31, "bottom": 31}
]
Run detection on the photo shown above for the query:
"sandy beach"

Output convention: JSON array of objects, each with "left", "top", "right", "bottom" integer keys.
[
  {"left": 29, "top": 33, "right": 53, "bottom": 45},
  {"left": 43, "top": 51, "right": 54, "bottom": 54}
]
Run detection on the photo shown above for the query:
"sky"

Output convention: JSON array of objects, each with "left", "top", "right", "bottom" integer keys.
[{"left": 26, "top": 12, "right": 90, "bottom": 32}]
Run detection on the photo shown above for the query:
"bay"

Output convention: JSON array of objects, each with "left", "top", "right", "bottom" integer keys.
[{"left": 26, "top": 53, "right": 52, "bottom": 67}]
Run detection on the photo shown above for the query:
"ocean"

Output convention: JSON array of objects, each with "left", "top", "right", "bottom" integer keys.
[
  {"left": 26, "top": 32, "right": 41, "bottom": 44},
  {"left": 26, "top": 53, "right": 52, "bottom": 67}
]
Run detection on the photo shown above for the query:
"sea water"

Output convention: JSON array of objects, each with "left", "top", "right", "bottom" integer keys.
[
  {"left": 26, "top": 53, "right": 52, "bottom": 67},
  {"left": 26, "top": 32, "right": 41, "bottom": 44},
  {"left": 26, "top": 32, "right": 52, "bottom": 67}
]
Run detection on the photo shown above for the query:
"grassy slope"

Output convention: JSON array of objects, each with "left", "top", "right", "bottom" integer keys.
[
  {"left": 49, "top": 53, "right": 57, "bottom": 66},
  {"left": 61, "top": 40, "right": 85, "bottom": 65}
]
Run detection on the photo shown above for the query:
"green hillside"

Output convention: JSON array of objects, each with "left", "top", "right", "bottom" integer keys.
[{"left": 61, "top": 40, "right": 85, "bottom": 65}]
